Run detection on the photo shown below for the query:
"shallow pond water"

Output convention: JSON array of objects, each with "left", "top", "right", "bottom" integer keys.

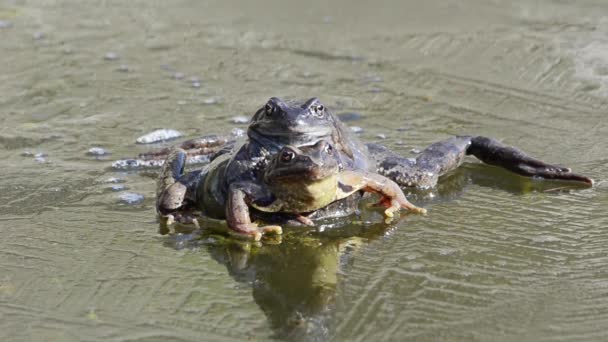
[{"left": 1, "top": 1, "right": 608, "bottom": 341}]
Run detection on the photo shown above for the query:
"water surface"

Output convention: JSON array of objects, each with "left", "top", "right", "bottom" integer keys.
[{"left": 1, "top": 1, "right": 607, "bottom": 341}]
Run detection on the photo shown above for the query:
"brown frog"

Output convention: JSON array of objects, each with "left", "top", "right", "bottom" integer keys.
[
  {"left": 158, "top": 140, "right": 425, "bottom": 241},
  {"left": 154, "top": 97, "right": 592, "bottom": 239}
]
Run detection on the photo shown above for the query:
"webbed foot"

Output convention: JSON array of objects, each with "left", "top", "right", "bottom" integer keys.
[
  {"left": 229, "top": 223, "right": 283, "bottom": 241},
  {"left": 469, "top": 136, "right": 593, "bottom": 186},
  {"left": 158, "top": 211, "right": 201, "bottom": 235},
  {"left": 370, "top": 196, "right": 427, "bottom": 219}
]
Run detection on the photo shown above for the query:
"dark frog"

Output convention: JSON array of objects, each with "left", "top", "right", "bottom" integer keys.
[
  {"left": 154, "top": 97, "right": 593, "bottom": 239},
  {"left": 158, "top": 139, "right": 425, "bottom": 241}
]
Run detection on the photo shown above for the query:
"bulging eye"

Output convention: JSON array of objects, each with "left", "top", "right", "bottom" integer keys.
[
  {"left": 281, "top": 150, "right": 295, "bottom": 162},
  {"left": 313, "top": 104, "right": 325, "bottom": 118},
  {"left": 324, "top": 144, "right": 333, "bottom": 155},
  {"left": 265, "top": 103, "right": 275, "bottom": 116}
]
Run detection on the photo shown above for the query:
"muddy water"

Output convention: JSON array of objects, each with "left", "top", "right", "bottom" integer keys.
[{"left": 1, "top": 0, "right": 608, "bottom": 341}]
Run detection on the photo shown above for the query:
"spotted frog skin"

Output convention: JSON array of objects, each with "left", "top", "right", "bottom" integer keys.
[
  {"left": 258, "top": 140, "right": 425, "bottom": 223},
  {"left": 154, "top": 97, "right": 593, "bottom": 240},
  {"left": 158, "top": 140, "right": 425, "bottom": 241}
]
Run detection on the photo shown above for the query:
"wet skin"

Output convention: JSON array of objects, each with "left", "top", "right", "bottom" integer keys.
[
  {"left": 259, "top": 140, "right": 425, "bottom": 223},
  {"left": 154, "top": 97, "right": 593, "bottom": 239},
  {"left": 158, "top": 140, "right": 425, "bottom": 241}
]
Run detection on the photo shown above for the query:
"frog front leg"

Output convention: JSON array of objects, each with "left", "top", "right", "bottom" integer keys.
[
  {"left": 337, "top": 171, "right": 427, "bottom": 219},
  {"left": 226, "top": 184, "right": 283, "bottom": 241},
  {"left": 368, "top": 135, "right": 593, "bottom": 188},
  {"left": 156, "top": 148, "right": 188, "bottom": 213},
  {"left": 156, "top": 148, "right": 203, "bottom": 226}
]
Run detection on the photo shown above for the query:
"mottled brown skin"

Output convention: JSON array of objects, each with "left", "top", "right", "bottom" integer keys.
[
  {"left": 157, "top": 97, "right": 369, "bottom": 240},
  {"left": 157, "top": 140, "right": 424, "bottom": 241},
  {"left": 258, "top": 140, "right": 425, "bottom": 220},
  {"left": 155, "top": 97, "right": 593, "bottom": 240}
]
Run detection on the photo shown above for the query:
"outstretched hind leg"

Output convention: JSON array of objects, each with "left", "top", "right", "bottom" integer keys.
[
  {"left": 368, "top": 135, "right": 593, "bottom": 188},
  {"left": 467, "top": 136, "right": 593, "bottom": 185},
  {"left": 368, "top": 136, "right": 471, "bottom": 188}
]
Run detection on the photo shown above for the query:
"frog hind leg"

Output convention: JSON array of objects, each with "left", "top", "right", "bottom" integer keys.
[
  {"left": 467, "top": 136, "right": 593, "bottom": 185},
  {"left": 368, "top": 135, "right": 593, "bottom": 188},
  {"left": 140, "top": 135, "right": 231, "bottom": 162},
  {"left": 111, "top": 135, "right": 233, "bottom": 170},
  {"left": 156, "top": 148, "right": 189, "bottom": 214},
  {"left": 367, "top": 139, "right": 464, "bottom": 188}
]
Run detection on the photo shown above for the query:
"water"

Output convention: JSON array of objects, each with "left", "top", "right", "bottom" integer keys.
[{"left": 1, "top": 1, "right": 608, "bottom": 341}]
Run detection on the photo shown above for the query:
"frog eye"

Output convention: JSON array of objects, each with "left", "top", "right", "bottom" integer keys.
[
  {"left": 280, "top": 150, "right": 295, "bottom": 162},
  {"left": 313, "top": 104, "right": 325, "bottom": 118},
  {"left": 324, "top": 144, "right": 333, "bottom": 155},
  {"left": 265, "top": 102, "right": 275, "bottom": 116}
]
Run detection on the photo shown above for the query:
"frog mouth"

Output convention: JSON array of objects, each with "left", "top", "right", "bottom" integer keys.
[
  {"left": 249, "top": 123, "right": 333, "bottom": 137},
  {"left": 267, "top": 166, "right": 335, "bottom": 182}
]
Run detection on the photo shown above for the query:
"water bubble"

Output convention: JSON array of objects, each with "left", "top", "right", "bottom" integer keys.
[
  {"left": 136, "top": 129, "right": 183, "bottom": 144},
  {"left": 87, "top": 147, "right": 109, "bottom": 156},
  {"left": 117, "top": 64, "right": 129, "bottom": 72},
  {"left": 231, "top": 127, "right": 246, "bottom": 137},
  {"left": 109, "top": 184, "right": 126, "bottom": 192},
  {"left": 118, "top": 192, "right": 144, "bottom": 205},
  {"left": 201, "top": 97, "right": 220, "bottom": 105},
  {"left": 231, "top": 116, "right": 249, "bottom": 124},
  {"left": 349, "top": 126, "right": 363, "bottom": 133},
  {"left": 104, "top": 52, "right": 120, "bottom": 61}
]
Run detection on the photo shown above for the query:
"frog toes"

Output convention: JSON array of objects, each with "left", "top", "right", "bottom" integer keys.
[{"left": 260, "top": 225, "right": 283, "bottom": 235}]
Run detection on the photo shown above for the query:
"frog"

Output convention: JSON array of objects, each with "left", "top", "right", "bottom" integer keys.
[
  {"left": 153, "top": 97, "right": 592, "bottom": 238},
  {"left": 259, "top": 140, "right": 425, "bottom": 222},
  {"left": 158, "top": 139, "right": 425, "bottom": 241}
]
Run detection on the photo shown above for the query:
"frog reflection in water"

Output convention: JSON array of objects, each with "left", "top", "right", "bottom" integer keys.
[
  {"left": 186, "top": 225, "right": 386, "bottom": 340},
  {"left": 153, "top": 97, "right": 593, "bottom": 239}
]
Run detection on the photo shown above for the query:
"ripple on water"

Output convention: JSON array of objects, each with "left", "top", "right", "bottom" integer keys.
[
  {"left": 117, "top": 192, "right": 144, "bottom": 205},
  {"left": 560, "top": 19, "right": 608, "bottom": 96}
]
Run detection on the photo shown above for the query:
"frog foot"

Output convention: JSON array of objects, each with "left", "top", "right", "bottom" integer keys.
[
  {"left": 229, "top": 223, "right": 283, "bottom": 241},
  {"left": 370, "top": 197, "right": 427, "bottom": 219},
  {"left": 469, "top": 136, "right": 593, "bottom": 185},
  {"left": 159, "top": 212, "right": 200, "bottom": 229},
  {"left": 296, "top": 215, "right": 315, "bottom": 226},
  {"left": 518, "top": 163, "right": 593, "bottom": 185}
]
